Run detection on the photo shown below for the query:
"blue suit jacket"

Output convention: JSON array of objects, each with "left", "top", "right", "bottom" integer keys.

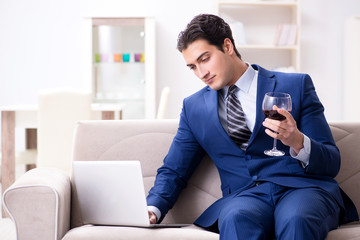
[{"left": 147, "top": 65, "right": 358, "bottom": 226}]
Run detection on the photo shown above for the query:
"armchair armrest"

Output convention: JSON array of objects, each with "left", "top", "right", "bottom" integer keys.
[{"left": 2, "top": 167, "right": 71, "bottom": 240}]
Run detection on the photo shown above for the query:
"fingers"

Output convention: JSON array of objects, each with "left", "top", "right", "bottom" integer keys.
[
  {"left": 276, "top": 107, "right": 292, "bottom": 120},
  {"left": 263, "top": 118, "right": 286, "bottom": 136},
  {"left": 262, "top": 107, "right": 293, "bottom": 139},
  {"left": 148, "top": 210, "right": 157, "bottom": 224},
  {"left": 272, "top": 105, "right": 292, "bottom": 120},
  {"left": 263, "top": 107, "right": 304, "bottom": 150},
  {"left": 264, "top": 128, "right": 280, "bottom": 139}
]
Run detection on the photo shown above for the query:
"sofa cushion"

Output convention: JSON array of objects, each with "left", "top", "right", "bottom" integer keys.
[
  {"left": 326, "top": 223, "right": 360, "bottom": 239},
  {"left": 62, "top": 225, "right": 219, "bottom": 240}
]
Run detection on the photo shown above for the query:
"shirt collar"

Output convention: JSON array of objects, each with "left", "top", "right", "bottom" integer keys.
[{"left": 219, "top": 63, "right": 256, "bottom": 100}]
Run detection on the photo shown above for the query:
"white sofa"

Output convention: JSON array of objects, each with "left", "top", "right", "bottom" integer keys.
[{"left": 3, "top": 120, "right": 360, "bottom": 239}]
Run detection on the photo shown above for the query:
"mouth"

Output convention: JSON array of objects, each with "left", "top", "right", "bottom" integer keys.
[{"left": 205, "top": 75, "right": 215, "bottom": 84}]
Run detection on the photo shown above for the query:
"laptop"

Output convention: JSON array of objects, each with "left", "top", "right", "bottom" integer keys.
[{"left": 72, "top": 160, "right": 189, "bottom": 228}]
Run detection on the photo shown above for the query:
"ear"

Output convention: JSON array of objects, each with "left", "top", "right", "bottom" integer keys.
[{"left": 223, "top": 38, "right": 234, "bottom": 55}]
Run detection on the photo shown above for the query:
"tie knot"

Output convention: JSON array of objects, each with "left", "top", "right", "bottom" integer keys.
[{"left": 228, "top": 85, "right": 238, "bottom": 95}]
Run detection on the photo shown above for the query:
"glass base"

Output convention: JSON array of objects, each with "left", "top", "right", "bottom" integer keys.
[{"left": 264, "top": 149, "right": 285, "bottom": 157}]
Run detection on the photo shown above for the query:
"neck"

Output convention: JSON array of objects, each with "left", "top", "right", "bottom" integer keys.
[{"left": 228, "top": 58, "right": 248, "bottom": 86}]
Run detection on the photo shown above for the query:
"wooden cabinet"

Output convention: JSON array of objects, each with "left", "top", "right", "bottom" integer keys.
[{"left": 215, "top": 0, "right": 301, "bottom": 72}]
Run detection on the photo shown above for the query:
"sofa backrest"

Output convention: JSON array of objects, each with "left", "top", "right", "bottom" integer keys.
[
  {"left": 330, "top": 122, "right": 360, "bottom": 218},
  {"left": 71, "top": 119, "right": 221, "bottom": 227},
  {"left": 70, "top": 120, "right": 360, "bottom": 227}
]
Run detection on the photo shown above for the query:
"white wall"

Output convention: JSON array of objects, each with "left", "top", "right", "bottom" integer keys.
[
  {"left": 300, "top": 0, "right": 360, "bottom": 121},
  {"left": 0, "top": 0, "right": 212, "bottom": 119},
  {"left": 0, "top": 0, "right": 359, "bottom": 121},
  {"left": 344, "top": 16, "right": 360, "bottom": 120},
  {"left": 0, "top": 0, "right": 86, "bottom": 100}
]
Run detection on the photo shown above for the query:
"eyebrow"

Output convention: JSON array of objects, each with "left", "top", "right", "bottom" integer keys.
[{"left": 186, "top": 51, "right": 209, "bottom": 67}]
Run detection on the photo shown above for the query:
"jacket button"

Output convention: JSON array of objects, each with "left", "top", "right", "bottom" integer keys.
[
  {"left": 252, "top": 175, "right": 258, "bottom": 181},
  {"left": 246, "top": 155, "right": 251, "bottom": 160}
]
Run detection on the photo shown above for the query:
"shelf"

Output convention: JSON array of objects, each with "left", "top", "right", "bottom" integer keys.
[
  {"left": 217, "top": 0, "right": 301, "bottom": 72},
  {"left": 237, "top": 44, "right": 298, "bottom": 50},
  {"left": 94, "top": 62, "right": 145, "bottom": 65},
  {"left": 93, "top": 98, "right": 145, "bottom": 104},
  {"left": 219, "top": 1, "right": 297, "bottom": 7}
]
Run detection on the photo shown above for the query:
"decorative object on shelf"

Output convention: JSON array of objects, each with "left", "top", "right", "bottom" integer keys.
[
  {"left": 134, "top": 53, "right": 141, "bottom": 62},
  {"left": 114, "top": 53, "right": 122, "bottom": 62},
  {"left": 95, "top": 53, "right": 101, "bottom": 63},
  {"left": 140, "top": 53, "right": 145, "bottom": 62},
  {"left": 122, "top": 53, "right": 130, "bottom": 62},
  {"left": 100, "top": 53, "right": 109, "bottom": 62},
  {"left": 273, "top": 24, "right": 297, "bottom": 46}
]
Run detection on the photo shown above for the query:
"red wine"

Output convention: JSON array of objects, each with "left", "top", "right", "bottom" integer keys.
[{"left": 263, "top": 110, "right": 288, "bottom": 121}]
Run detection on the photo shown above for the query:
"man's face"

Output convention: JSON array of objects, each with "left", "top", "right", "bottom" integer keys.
[{"left": 182, "top": 39, "right": 235, "bottom": 90}]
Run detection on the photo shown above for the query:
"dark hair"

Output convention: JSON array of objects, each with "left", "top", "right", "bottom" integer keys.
[{"left": 177, "top": 14, "right": 241, "bottom": 59}]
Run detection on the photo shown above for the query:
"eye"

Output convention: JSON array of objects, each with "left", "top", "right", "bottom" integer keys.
[
  {"left": 189, "top": 65, "right": 196, "bottom": 71},
  {"left": 201, "top": 57, "right": 209, "bottom": 62}
]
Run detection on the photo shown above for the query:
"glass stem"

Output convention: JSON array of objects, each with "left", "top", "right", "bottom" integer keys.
[{"left": 272, "top": 138, "right": 278, "bottom": 150}]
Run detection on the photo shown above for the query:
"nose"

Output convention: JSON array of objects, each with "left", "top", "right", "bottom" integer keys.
[{"left": 198, "top": 66, "right": 209, "bottom": 80}]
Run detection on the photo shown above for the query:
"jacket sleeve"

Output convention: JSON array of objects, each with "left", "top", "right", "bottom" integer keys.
[
  {"left": 298, "top": 74, "right": 340, "bottom": 177},
  {"left": 146, "top": 98, "right": 205, "bottom": 222}
]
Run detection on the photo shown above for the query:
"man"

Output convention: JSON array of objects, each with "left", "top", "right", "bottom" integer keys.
[{"left": 147, "top": 14, "right": 358, "bottom": 239}]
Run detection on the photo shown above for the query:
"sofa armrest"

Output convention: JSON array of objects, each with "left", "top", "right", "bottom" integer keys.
[{"left": 2, "top": 167, "right": 71, "bottom": 240}]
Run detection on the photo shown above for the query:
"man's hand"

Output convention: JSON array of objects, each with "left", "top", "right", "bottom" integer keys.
[
  {"left": 262, "top": 105, "right": 304, "bottom": 154},
  {"left": 148, "top": 210, "right": 157, "bottom": 224}
]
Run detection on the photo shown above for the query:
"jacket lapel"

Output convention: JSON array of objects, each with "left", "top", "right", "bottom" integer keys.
[
  {"left": 203, "top": 87, "right": 234, "bottom": 142},
  {"left": 249, "top": 65, "right": 276, "bottom": 145}
]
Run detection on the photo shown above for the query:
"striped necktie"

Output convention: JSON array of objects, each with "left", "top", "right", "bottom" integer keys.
[{"left": 226, "top": 85, "right": 252, "bottom": 149}]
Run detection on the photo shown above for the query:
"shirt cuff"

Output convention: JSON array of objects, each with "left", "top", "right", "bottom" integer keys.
[
  {"left": 290, "top": 134, "right": 311, "bottom": 168},
  {"left": 148, "top": 206, "right": 161, "bottom": 223}
]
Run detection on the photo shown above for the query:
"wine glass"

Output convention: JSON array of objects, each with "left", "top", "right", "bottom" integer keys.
[{"left": 262, "top": 92, "right": 292, "bottom": 156}]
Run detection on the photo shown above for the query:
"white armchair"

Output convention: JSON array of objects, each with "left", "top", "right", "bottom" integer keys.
[{"left": 36, "top": 88, "right": 92, "bottom": 172}]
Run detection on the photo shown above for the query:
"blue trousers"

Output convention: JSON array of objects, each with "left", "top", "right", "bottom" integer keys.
[{"left": 217, "top": 182, "right": 340, "bottom": 240}]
